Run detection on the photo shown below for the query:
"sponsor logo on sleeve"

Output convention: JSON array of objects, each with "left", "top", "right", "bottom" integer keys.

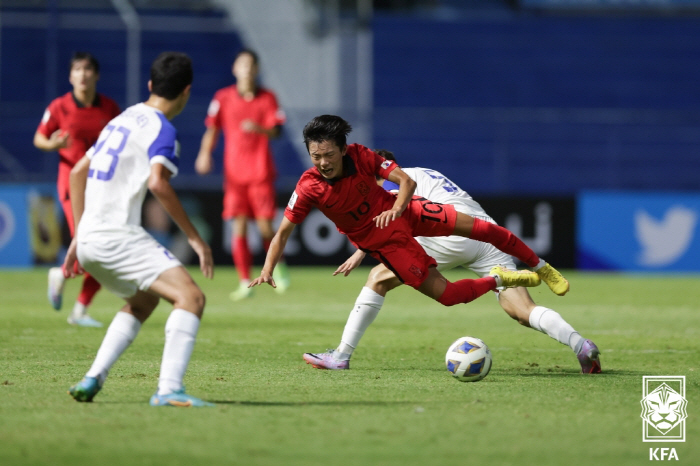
[
  {"left": 207, "top": 99, "right": 220, "bottom": 117},
  {"left": 287, "top": 191, "right": 298, "bottom": 210}
]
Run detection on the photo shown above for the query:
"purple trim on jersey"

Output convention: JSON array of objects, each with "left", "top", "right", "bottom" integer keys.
[
  {"left": 382, "top": 180, "right": 399, "bottom": 192},
  {"left": 147, "top": 112, "right": 180, "bottom": 169}
]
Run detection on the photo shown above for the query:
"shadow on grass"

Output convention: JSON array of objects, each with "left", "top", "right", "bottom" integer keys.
[
  {"left": 496, "top": 368, "right": 645, "bottom": 377},
  {"left": 208, "top": 400, "right": 415, "bottom": 406},
  {"left": 87, "top": 399, "right": 415, "bottom": 406}
]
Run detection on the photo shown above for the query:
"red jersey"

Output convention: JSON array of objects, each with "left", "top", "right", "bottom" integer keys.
[
  {"left": 205, "top": 85, "right": 286, "bottom": 184},
  {"left": 284, "top": 144, "right": 399, "bottom": 245},
  {"left": 37, "top": 92, "right": 120, "bottom": 193}
]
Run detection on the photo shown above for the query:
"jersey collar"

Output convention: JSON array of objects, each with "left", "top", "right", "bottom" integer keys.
[{"left": 72, "top": 92, "right": 101, "bottom": 108}]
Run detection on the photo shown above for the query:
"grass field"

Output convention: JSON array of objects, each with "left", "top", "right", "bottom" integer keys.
[{"left": 1, "top": 266, "right": 698, "bottom": 466}]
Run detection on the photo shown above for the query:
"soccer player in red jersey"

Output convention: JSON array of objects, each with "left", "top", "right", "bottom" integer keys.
[
  {"left": 34, "top": 52, "right": 120, "bottom": 327},
  {"left": 250, "top": 115, "right": 570, "bottom": 306},
  {"left": 195, "top": 49, "right": 289, "bottom": 301}
]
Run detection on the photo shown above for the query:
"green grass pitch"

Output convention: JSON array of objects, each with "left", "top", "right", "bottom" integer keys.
[{"left": 1, "top": 267, "right": 698, "bottom": 466}]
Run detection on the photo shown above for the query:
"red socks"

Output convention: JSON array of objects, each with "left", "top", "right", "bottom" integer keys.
[
  {"left": 232, "top": 236, "right": 252, "bottom": 281},
  {"left": 469, "top": 218, "right": 539, "bottom": 268},
  {"left": 77, "top": 274, "right": 101, "bottom": 306},
  {"left": 437, "top": 277, "right": 497, "bottom": 306}
]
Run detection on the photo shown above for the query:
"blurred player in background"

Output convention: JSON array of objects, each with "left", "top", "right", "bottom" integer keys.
[
  {"left": 304, "top": 150, "right": 601, "bottom": 374},
  {"left": 64, "top": 52, "right": 214, "bottom": 407},
  {"left": 195, "top": 49, "right": 289, "bottom": 301},
  {"left": 250, "top": 115, "right": 569, "bottom": 321},
  {"left": 34, "top": 51, "right": 121, "bottom": 327}
]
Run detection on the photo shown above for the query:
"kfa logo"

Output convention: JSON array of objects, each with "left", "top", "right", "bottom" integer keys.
[
  {"left": 641, "top": 376, "right": 687, "bottom": 442},
  {"left": 649, "top": 448, "right": 678, "bottom": 461}
]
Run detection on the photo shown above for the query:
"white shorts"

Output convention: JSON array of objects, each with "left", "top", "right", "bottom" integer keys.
[
  {"left": 416, "top": 212, "right": 516, "bottom": 277},
  {"left": 77, "top": 228, "right": 181, "bottom": 298}
]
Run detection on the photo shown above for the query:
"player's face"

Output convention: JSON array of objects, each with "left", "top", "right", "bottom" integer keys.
[
  {"left": 69, "top": 59, "right": 99, "bottom": 93},
  {"left": 309, "top": 140, "right": 346, "bottom": 179},
  {"left": 232, "top": 53, "right": 258, "bottom": 83}
]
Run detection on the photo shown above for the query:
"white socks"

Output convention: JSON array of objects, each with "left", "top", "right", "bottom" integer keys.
[
  {"left": 528, "top": 305, "right": 584, "bottom": 353},
  {"left": 158, "top": 309, "right": 200, "bottom": 396},
  {"left": 334, "top": 287, "right": 385, "bottom": 360},
  {"left": 70, "top": 302, "right": 87, "bottom": 320},
  {"left": 86, "top": 311, "right": 142, "bottom": 384}
]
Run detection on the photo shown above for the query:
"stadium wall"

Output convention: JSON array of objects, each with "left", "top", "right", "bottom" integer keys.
[{"left": 372, "top": 13, "right": 700, "bottom": 196}]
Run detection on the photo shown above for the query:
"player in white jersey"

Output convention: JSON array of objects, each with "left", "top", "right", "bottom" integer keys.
[
  {"left": 304, "top": 150, "right": 602, "bottom": 374},
  {"left": 63, "top": 52, "right": 216, "bottom": 407}
]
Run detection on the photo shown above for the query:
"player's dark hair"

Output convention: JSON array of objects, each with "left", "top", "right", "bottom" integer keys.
[
  {"left": 70, "top": 51, "right": 100, "bottom": 74},
  {"left": 375, "top": 149, "right": 396, "bottom": 162},
  {"left": 303, "top": 115, "right": 352, "bottom": 150},
  {"left": 150, "top": 52, "right": 193, "bottom": 100},
  {"left": 235, "top": 48, "right": 259, "bottom": 65}
]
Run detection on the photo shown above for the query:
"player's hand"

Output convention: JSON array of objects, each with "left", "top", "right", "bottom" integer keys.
[
  {"left": 194, "top": 152, "right": 213, "bottom": 175},
  {"left": 249, "top": 270, "right": 276, "bottom": 288},
  {"left": 333, "top": 250, "right": 366, "bottom": 276},
  {"left": 62, "top": 238, "right": 84, "bottom": 278},
  {"left": 373, "top": 208, "right": 402, "bottom": 229},
  {"left": 49, "top": 130, "right": 70, "bottom": 150},
  {"left": 240, "top": 119, "right": 259, "bottom": 133},
  {"left": 189, "top": 237, "right": 214, "bottom": 279}
]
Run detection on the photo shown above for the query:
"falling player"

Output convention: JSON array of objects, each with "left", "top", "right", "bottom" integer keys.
[
  {"left": 303, "top": 149, "right": 600, "bottom": 374},
  {"left": 250, "top": 115, "right": 569, "bottom": 322}
]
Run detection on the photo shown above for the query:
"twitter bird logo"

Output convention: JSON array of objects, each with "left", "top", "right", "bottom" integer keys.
[{"left": 635, "top": 206, "right": 698, "bottom": 267}]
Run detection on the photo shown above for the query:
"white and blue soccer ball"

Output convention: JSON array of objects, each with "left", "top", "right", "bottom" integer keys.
[{"left": 445, "top": 336, "right": 492, "bottom": 382}]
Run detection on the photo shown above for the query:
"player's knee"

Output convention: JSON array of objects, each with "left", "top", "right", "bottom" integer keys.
[
  {"left": 177, "top": 285, "right": 206, "bottom": 316},
  {"left": 190, "top": 288, "right": 206, "bottom": 314},
  {"left": 366, "top": 267, "right": 400, "bottom": 295}
]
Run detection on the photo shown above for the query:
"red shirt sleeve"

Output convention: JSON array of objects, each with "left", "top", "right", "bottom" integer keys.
[
  {"left": 204, "top": 89, "right": 224, "bottom": 129},
  {"left": 284, "top": 175, "right": 315, "bottom": 224},
  {"left": 353, "top": 144, "right": 399, "bottom": 180},
  {"left": 36, "top": 98, "right": 61, "bottom": 138},
  {"left": 262, "top": 92, "right": 286, "bottom": 129}
]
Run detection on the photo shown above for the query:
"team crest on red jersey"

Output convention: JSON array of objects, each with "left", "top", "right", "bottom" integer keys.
[
  {"left": 409, "top": 265, "right": 423, "bottom": 278},
  {"left": 356, "top": 181, "right": 371, "bottom": 196}
]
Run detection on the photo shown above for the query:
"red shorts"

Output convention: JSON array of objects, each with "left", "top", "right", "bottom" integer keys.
[
  {"left": 353, "top": 197, "right": 457, "bottom": 289},
  {"left": 57, "top": 175, "right": 76, "bottom": 236},
  {"left": 223, "top": 180, "right": 277, "bottom": 220}
]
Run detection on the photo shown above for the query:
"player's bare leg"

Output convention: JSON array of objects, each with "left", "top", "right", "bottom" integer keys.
[
  {"left": 230, "top": 215, "right": 254, "bottom": 301},
  {"left": 452, "top": 213, "right": 570, "bottom": 296}
]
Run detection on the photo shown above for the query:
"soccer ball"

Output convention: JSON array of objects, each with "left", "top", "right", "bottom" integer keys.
[{"left": 445, "top": 336, "right": 492, "bottom": 382}]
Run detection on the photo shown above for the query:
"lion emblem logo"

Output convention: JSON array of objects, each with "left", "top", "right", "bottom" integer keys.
[{"left": 640, "top": 382, "right": 688, "bottom": 436}]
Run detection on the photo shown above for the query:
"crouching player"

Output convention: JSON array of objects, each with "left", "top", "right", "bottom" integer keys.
[{"left": 64, "top": 52, "right": 215, "bottom": 407}]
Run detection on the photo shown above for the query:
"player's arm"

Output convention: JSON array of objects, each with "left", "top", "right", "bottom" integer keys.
[
  {"left": 333, "top": 249, "right": 366, "bottom": 277},
  {"left": 148, "top": 164, "right": 214, "bottom": 279},
  {"left": 33, "top": 129, "right": 70, "bottom": 152},
  {"left": 374, "top": 167, "right": 417, "bottom": 229},
  {"left": 62, "top": 156, "right": 91, "bottom": 277},
  {"left": 240, "top": 121, "right": 282, "bottom": 139},
  {"left": 249, "top": 217, "right": 296, "bottom": 288},
  {"left": 194, "top": 126, "right": 219, "bottom": 175}
]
